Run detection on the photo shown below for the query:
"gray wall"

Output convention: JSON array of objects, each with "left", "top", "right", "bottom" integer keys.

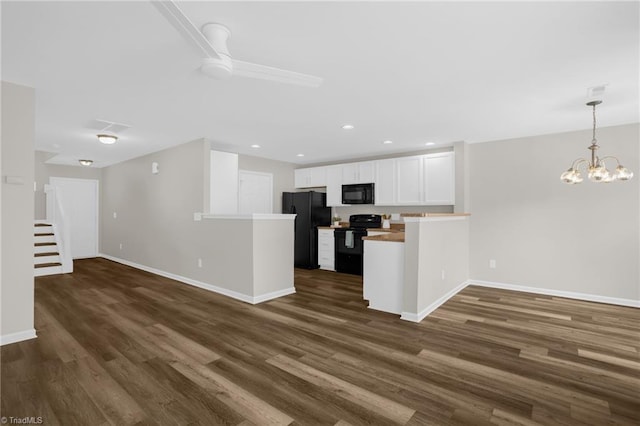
[
  {"left": 403, "top": 218, "right": 469, "bottom": 318},
  {"left": 1, "top": 82, "right": 35, "bottom": 340},
  {"left": 100, "top": 139, "right": 295, "bottom": 299},
  {"left": 34, "top": 150, "right": 102, "bottom": 219},
  {"left": 468, "top": 123, "right": 639, "bottom": 301}
]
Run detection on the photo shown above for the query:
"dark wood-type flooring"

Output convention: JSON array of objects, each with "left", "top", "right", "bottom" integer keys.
[{"left": 1, "top": 258, "right": 639, "bottom": 425}]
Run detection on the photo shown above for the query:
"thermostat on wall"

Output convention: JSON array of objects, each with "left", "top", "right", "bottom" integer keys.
[{"left": 152, "top": 162, "right": 159, "bottom": 174}]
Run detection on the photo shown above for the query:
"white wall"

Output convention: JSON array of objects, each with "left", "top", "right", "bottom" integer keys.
[
  {"left": 469, "top": 123, "right": 639, "bottom": 303},
  {"left": 1, "top": 81, "right": 36, "bottom": 344}
]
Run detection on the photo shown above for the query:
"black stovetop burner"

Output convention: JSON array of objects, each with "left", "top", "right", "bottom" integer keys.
[{"left": 344, "top": 214, "right": 382, "bottom": 230}]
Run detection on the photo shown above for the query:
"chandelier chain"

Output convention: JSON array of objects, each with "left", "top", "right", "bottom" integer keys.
[{"left": 592, "top": 103, "right": 597, "bottom": 143}]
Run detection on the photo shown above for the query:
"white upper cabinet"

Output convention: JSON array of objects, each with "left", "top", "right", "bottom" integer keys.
[
  {"left": 374, "top": 158, "right": 396, "bottom": 205},
  {"left": 326, "top": 166, "right": 345, "bottom": 207},
  {"left": 294, "top": 152, "right": 455, "bottom": 206},
  {"left": 395, "top": 155, "right": 424, "bottom": 205},
  {"left": 294, "top": 166, "right": 327, "bottom": 188},
  {"left": 342, "top": 161, "right": 375, "bottom": 184},
  {"left": 423, "top": 152, "right": 455, "bottom": 205}
]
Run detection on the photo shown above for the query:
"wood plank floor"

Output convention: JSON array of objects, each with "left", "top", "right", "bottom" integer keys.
[{"left": 1, "top": 258, "right": 639, "bottom": 425}]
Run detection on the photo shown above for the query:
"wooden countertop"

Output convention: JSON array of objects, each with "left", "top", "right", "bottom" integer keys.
[
  {"left": 400, "top": 213, "right": 471, "bottom": 217},
  {"left": 363, "top": 232, "right": 405, "bottom": 243}
]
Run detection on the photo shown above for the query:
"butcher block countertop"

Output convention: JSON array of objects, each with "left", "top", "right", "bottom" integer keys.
[
  {"left": 363, "top": 232, "right": 405, "bottom": 243},
  {"left": 400, "top": 213, "right": 471, "bottom": 217}
]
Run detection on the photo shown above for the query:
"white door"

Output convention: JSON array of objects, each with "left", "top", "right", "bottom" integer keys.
[
  {"left": 238, "top": 170, "right": 273, "bottom": 214},
  {"left": 49, "top": 177, "right": 99, "bottom": 259}
]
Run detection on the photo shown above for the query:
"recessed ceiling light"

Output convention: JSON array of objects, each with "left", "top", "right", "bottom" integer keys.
[
  {"left": 342, "top": 124, "right": 354, "bottom": 130},
  {"left": 251, "top": 144, "right": 261, "bottom": 148},
  {"left": 97, "top": 134, "right": 118, "bottom": 144},
  {"left": 383, "top": 140, "right": 393, "bottom": 144},
  {"left": 425, "top": 142, "right": 436, "bottom": 146},
  {"left": 79, "top": 159, "right": 93, "bottom": 166},
  {"left": 297, "top": 153, "right": 305, "bottom": 157}
]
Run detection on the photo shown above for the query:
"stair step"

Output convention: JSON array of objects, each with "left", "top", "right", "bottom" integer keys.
[
  {"left": 35, "top": 262, "right": 62, "bottom": 268},
  {"left": 34, "top": 235, "right": 56, "bottom": 243},
  {"left": 34, "top": 223, "right": 52, "bottom": 227},
  {"left": 34, "top": 232, "right": 54, "bottom": 236},
  {"left": 35, "top": 265, "right": 63, "bottom": 277},
  {"left": 35, "top": 242, "right": 56, "bottom": 247},
  {"left": 35, "top": 251, "right": 59, "bottom": 257}
]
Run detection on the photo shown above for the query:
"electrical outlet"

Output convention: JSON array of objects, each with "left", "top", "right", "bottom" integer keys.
[
  {"left": 197, "top": 258, "right": 202, "bottom": 268},
  {"left": 489, "top": 259, "right": 496, "bottom": 269},
  {"left": 113, "top": 212, "right": 117, "bottom": 219},
  {"left": 119, "top": 243, "right": 123, "bottom": 250},
  {"left": 441, "top": 269, "right": 446, "bottom": 280}
]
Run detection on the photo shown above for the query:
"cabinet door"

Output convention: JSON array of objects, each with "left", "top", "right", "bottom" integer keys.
[
  {"left": 326, "top": 166, "right": 344, "bottom": 206},
  {"left": 317, "top": 229, "right": 335, "bottom": 271},
  {"left": 423, "top": 152, "right": 455, "bottom": 205},
  {"left": 341, "top": 163, "right": 358, "bottom": 184},
  {"left": 357, "top": 162, "right": 375, "bottom": 183},
  {"left": 395, "top": 156, "right": 423, "bottom": 205},
  {"left": 294, "top": 169, "right": 311, "bottom": 188},
  {"left": 309, "top": 167, "right": 327, "bottom": 187},
  {"left": 374, "top": 159, "right": 396, "bottom": 205}
]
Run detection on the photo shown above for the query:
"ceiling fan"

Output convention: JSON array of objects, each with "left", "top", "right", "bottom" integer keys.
[{"left": 152, "top": 1, "right": 323, "bottom": 88}]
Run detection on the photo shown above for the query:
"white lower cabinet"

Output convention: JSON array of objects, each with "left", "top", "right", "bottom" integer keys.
[{"left": 317, "top": 228, "right": 335, "bottom": 271}]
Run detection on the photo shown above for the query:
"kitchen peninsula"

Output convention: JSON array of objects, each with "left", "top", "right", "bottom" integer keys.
[{"left": 363, "top": 213, "right": 470, "bottom": 322}]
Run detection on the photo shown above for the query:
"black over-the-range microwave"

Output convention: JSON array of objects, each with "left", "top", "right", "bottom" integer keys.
[{"left": 342, "top": 183, "right": 375, "bottom": 204}]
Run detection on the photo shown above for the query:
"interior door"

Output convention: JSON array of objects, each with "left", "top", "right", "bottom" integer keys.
[
  {"left": 238, "top": 170, "right": 273, "bottom": 214},
  {"left": 49, "top": 177, "right": 99, "bottom": 259}
]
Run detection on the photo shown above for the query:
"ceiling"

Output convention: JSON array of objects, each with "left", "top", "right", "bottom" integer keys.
[{"left": 2, "top": 1, "right": 638, "bottom": 168}]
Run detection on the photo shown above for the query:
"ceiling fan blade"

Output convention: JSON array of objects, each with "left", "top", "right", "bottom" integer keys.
[
  {"left": 152, "top": 0, "right": 220, "bottom": 59},
  {"left": 232, "top": 60, "right": 323, "bottom": 88}
]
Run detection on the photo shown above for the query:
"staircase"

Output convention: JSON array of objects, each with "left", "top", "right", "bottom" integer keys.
[{"left": 34, "top": 222, "right": 63, "bottom": 276}]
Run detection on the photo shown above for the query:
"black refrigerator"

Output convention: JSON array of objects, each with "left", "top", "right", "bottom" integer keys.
[{"left": 282, "top": 191, "right": 331, "bottom": 269}]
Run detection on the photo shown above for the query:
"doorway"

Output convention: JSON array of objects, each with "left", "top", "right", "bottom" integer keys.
[
  {"left": 238, "top": 170, "right": 273, "bottom": 214},
  {"left": 48, "top": 177, "right": 99, "bottom": 259}
]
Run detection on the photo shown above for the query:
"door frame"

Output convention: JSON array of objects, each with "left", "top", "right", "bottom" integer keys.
[{"left": 49, "top": 177, "right": 100, "bottom": 258}]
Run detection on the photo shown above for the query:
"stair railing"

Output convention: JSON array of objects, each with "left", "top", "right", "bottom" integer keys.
[{"left": 44, "top": 184, "right": 73, "bottom": 273}]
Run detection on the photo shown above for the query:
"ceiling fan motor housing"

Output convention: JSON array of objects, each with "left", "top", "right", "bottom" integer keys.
[{"left": 201, "top": 23, "right": 233, "bottom": 79}]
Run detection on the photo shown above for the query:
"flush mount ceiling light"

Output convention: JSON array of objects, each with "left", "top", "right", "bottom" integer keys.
[
  {"left": 78, "top": 159, "right": 93, "bottom": 166},
  {"left": 97, "top": 134, "right": 118, "bottom": 145},
  {"left": 382, "top": 140, "right": 393, "bottom": 144},
  {"left": 297, "top": 153, "right": 305, "bottom": 157},
  {"left": 342, "top": 124, "right": 354, "bottom": 130},
  {"left": 251, "top": 144, "right": 261, "bottom": 148},
  {"left": 560, "top": 100, "right": 633, "bottom": 184},
  {"left": 425, "top": 142, "right": 436, "bottom": 146}
]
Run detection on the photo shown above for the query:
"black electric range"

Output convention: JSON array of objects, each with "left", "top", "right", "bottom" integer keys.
[{"left": 334, "top": 214, "right": 382, "bottom": 275}]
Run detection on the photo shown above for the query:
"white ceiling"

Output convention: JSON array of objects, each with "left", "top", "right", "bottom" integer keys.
[{"left": 2, "top": 1, "right": 638, "bottom": 168}]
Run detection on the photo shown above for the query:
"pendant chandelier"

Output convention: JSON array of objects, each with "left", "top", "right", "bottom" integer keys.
[{"left": 560, "top": 100, "right": 633, "bottom": 184}]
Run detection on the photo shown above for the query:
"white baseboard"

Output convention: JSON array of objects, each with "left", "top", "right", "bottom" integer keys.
[
  {"left": 99, "top": 253, "right": 295, "bottom": 305},
  {"left": 469, "top": 279, "right": 640, "bottom": 308},
  {"left": 0, "top": 329, "right": 37, "bottom": 346},
  {"left": 253, "top": 287, "right": 296, "bottom": 304},
  {"left": 401, "top": 280, "right": 469, "bottom": 323}
]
